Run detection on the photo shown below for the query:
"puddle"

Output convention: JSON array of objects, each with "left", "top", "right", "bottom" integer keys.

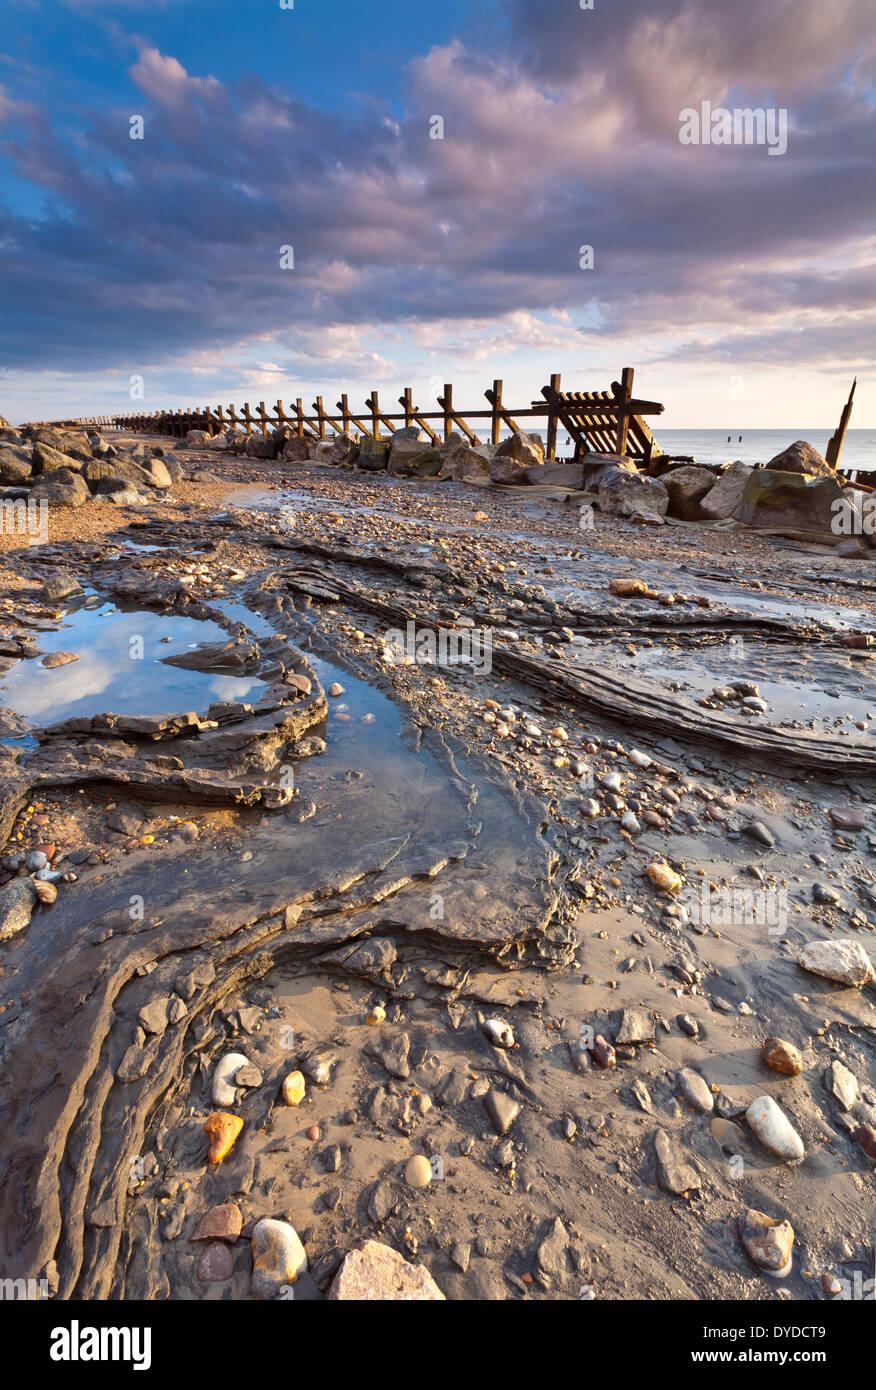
[{"left": 0, "top": 595, "right": 267, "bottom": 733}]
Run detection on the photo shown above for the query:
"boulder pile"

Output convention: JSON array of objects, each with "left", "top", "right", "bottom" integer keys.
[{"left": 1, "top": 425, "right": 183, "bottom": 509}]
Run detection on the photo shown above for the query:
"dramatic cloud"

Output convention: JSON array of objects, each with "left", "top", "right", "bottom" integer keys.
[{"left": 0, "top": 2, "right": 872, "bottom": 423}]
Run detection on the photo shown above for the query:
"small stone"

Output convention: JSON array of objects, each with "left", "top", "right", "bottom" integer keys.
[
  {"left": 761, "top": 1038, "right": 803, "bottom": 1076},
  {"left": 197, "top": 1241, "right": 235, "bottom": 1283},
  {"left": 251, "top": 1218, "right": 307, "bottom": 1299},
  {"left": 797, "top": 938, "right": 873, "bottom": 987},
  {"left": 203, "top": 1112, "right": 243, "bottom": 1165},
  {"left": 191, "top": 1203, "right": 242, "bottom": 1243},
  {"left": 212, "top": 1051, "right": 249, "bottom": 1105},
  {"left": 178, "top": 821, "right": 199, "bottom": 842},
  {"left": 614, "top": 1009, "right": 655, "bottom": 1045},
  {"left": 41, "top": 651, "right": 80, "bottom": 669},
  {"left": 483, "top": 1017, "right": 514, "bottom": 1049},
  {"left": 745, "top": 1096, "right": 804, "bottom": 1162},
  {"left": 738, "top": 1208, "right": 794, "bottom": 1277},
  {"left": 853, "top": 1124, "right": 876, "bottom": 1160},
  {"left": 327, "top": 683, "right": 345, "bottom": 697},
  {"left": 281, "top": 1070, "right": 306, "bottom": 1105},
  {"left": 647, "top": 862, "right": 682, "bottom": 894},
  {"left": 676, "top": 1067, "right": 714, "bottom": 1113},
  {"left": 678, "top": 1014, "right": 699, "bottom": 1037},
  {"left": 824, "top": 1060, "right": 858, "bottom": 1111},
  {"left": 588, "top": 1034, "right": 616, "bottom": 1069},
  {"left": 0, "top": 879, "right": 36, "bottom": 942},
  {"left": 822, "top": 1272, "right": 843, "bottom": 1297},
  {"left": 654, "top": 1130, "right": 701, "bottom": 1196},
  {"left": 405, "top": 1154, "right": 432, "bottom": 1188},
  {"left": 306, "top": 1125, "right": 320, "bottom": 1142},
  {"left": 33, "top": 880, "right": 58, "bottom": 905},
  {"left": 368, "top": 1180, "right": 396, "bottom": 1223},
  {"left": 450, "top": 1242, "right": 471, "bottom": 1273},
  {"left": 743, "top": 821, "right": 775, "bottom": 847},
  {"left": 483, "top": 1088, "right": 520, "bottom": 1136},
  {"left": 234, "top": 1062, "right": 262, "bottom": 1088}
]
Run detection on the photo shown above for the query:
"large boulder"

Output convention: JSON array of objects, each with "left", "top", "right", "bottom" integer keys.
[
  {"left": 765, "top": 440, "right": 834, "bottom": 478},
  {"left": 245, "top": 433, "right": 276, "bottom": 460},
  {"left": 223, "top": 430, "right": 248, "bottom": 454},
  {"left": 30, "top": 428, "right": 91, "bottom": 460},
  {"left": 580, "top": 453, "right": 637, "bottom": 490},
  {"left": 524, "top": 462, "right": 585, "bottom": 489},
  {"left": 438, "top": 444, "right": 493, "bottom": 483},
  {"left": 0, "top": 448, "right": 32, "bottom": 485},
  {"left": 281, "top": 435, "right": 312, "bottom": 463},
  {"left": 404, "top": 449, "right": 443, "bottom": 477},
  {"left": 662, "top": 465, "right": 717, "bottom": 520},
  {"left": 388, "top": 437, "right": 430, "bottom": 473},
  {"left": 327, "top": 431, "right": 360, "bottom": 466},
  {"left": 309, "top": 439, "right": 336, "bottom": 464},
  {"left": 111, "top": 458, "right": 172, "bottom": 490},
  {"left": 699, "top": 460, "right": 753, "bottom": 521},
  {"left": 490, "top": 431, "right": 544, "bottom": 482},
  {"left": 357, "top": 438, "right": 389, "bottom": 471},
  {"left": 185, "top": 430, "right": 213, "bottom": 449},
  {"left": 598, "top": 469, "right": 669, "bottom": 518},
  {"left": 738, "top": 469, "right": 844, "bottom": 533},
  {"left": 33, "top": 441, "right": 84, "bottom": 475},
  {"left": 81, "top": 459, "right": 119, "bottom": 488},
  {"left": 31, "top": 469, "right": 89, "bottom": 508}
]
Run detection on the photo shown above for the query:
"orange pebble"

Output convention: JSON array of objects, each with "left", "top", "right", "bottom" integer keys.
[{"left": 203, "top": 1112, "right": 243, "bottom": 1164}]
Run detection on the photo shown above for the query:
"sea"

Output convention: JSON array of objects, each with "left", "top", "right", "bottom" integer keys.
[{"left": 474, "top": 427, "right": 875, "bottom": 474}]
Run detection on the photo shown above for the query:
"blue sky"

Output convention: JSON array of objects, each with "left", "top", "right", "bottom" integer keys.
[{"left": 1, "top": 0, "right": 874, "bottom": 429}]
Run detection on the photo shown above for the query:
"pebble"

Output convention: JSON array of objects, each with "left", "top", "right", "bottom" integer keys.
[
  {"left": 738, "top": 1208, "right": 794, "bottom": 1277},
  {"left": 212, "top": 1052, "right": 250, "bottom": 1106},
  {"left": 823, "top": 1060, "right": 858, "bottom": 1111},
  {"left": 483, "top": 1017, "right": 514, "bottom": 1049},
  {"left": 743, "top": 821, "right": 775, "bottom": 847},
  {"left": 745, "top": 1096, "right": 804, "bottom": 1162},
  {"left": 251, "top": 1218, "right": 308, "bottom": 1299},
  {"left": 588, "top": 1034, "right": 616, "bottom": 1069},
  {"left": 196, "top": 1241, "right": 235, "bottom": 1282},
  {"left": 483, "top": 1088, "right": 520, "bottom": 1135},
  {"left": 328, "top": 1239, "right": 444, "bottom": 1300},
  {"left": 761, "top": 1037, "right": 803, "bottom": 1076},
  {"left": 853, "top": 1124, "right": 876, "bottom": 1160},
  {"left": 327, "top": 683, "right": 345, "bottom": 697},
  {"left": 796, "top": 938, "right": 873, "bottom": 987},
  {"left": 647, "top": 862, "right": 682, "bottom": 894},
  {"left": 203, "top": 1112, "right": 243, "bottom": 1165},
  {"left": 191, "top": 1203, "right": 242, "bottom": 1243},
  {"left": 676, "top": 1067, "right": 714, "bottom": 1113},
  {"left": 404, "top": 1154, "right": 432, "bottom": 1188},
  {"left": 33, "top": 880, "right": 58, "bottom": 905}
]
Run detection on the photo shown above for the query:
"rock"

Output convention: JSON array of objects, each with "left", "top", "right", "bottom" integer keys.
[
  {"left": 0, "top": 878, "right": 37, "bottom": 940},
  {"left": 388, "top": 438, "right": 429, "bottom": 474},
  {"left": 613, "top": 1009, "right": 655, "bottom": 1045},
  {"left": 630, "top": 1078, "right": 653, "bottom": 1112},
  {"left": 647, "top": 862, "right": 682, "bottom": 894},
  {"left": 738, "top": 1208, "right": 794, "bottom": 1276},
  {"left": 251, "top": 1218, "right": 307, "bottom": 1298},
  {"left": 41, "top": 574, "right": 82, "bottom": 601},
  {"left": 610, "top": 577, "right": 650, "bottom": 598},
  {"left": 357, "top": 438, "right": 389, "bottom": 470},
  {"left": 328, "top": 1239, "right": 445, "bottom": 1300},
  {"left": 761, "top": 1038, "right": 803, "bottom": 1076},
  {"left": 365, "top": 1032, "right": 410, "bottom": 1079},
  {"left": 279, "top": 1070, "right": 305, "bottom": 1107},
  {"left": 212, "top": 1052, "right": 250, "bottom": 1105},
  {"left": 699, "top": 460, "right": 753, "bottom": 520},
  {"left": 828, "top": 806, "right": 866, "bottom": 831},
  {"left": 191, "top": 1203, "right": 242, "bottom": 1243},
  {"left": 203, "top": 1112, "right": 243, "bottom": 1165},
  {"left": 524, "top": 462, "right": 585, "bottom": 489},
  {"left": 41, "top": 651, "right": 80, "bottom": 669},
  {"left": 745, "top": 1096, "right": 804, "bottom": 1162},
  {"left": 490, "top": 431, "right": 544, "bottom": 481},
  {"left": 743, "top": 820, "right": 774, "bottom": 848},
  {"left": 327, "top": 431, "right": 360, "bottom": 466},
  {"left": 661, "top": 465, "right": 717, "bottom": 519},
  {"left": 738, "top": 469, "right": 844, "bottom": 533},
  {"left": 678, "top": 1014, "right": 698, "bottom": 1038},
  {"left": 598, "top": 470, "right": 669, "bottom": 518},
  {"left": 676, "top": 1067, "right": 714, "bottom": 1113},
  {"left": 438, "top": 443, "right": 493, "bottom": 483},
  {"left": 853, "top": 1124, "right": 876, "bottom": 1160},
  {"left": 33, "top": 880, "right": 57, "bottom": 905},
  {"left": 796, "top": 938, "right": 873, "bottom": 987},
  {"left": 404, "top": 1155, "right": 432, "bottom": 1188},
  {"left": 368, "top": 1180, "right": 396, "bottom": 1223},
  {"left": 244, "top": 434, "right": 276, "bottom": 459},
  {"left": 0, "top": 449, "right": 32, "bottom": 484},
  {"left": 450, "top": 1242, "right": 471, "bottom": 1272},
  {"left": 483, "top": 1017, "right": 515, "bottom": 1049},
  {"left": 824, "top": 1060, "right": 858, "bottom": 1111},
  {"left": 654, "top": 1130, "right": 701, "bottom": 1196},
  {"left": 196, "top": 1242, "right": 234, "bottom": 1282},
  {"left": 588, "top": 1034, "right": 616, "bottom": 1069},
  {"left": 483, "top": 1088, "right": 520, "bottom": 1135},
  {"left": 280, "top": 435, "right": 311, "bottom": 462},
  {"left": 764, "top": 440, "right": 833, "bottom": 478},
  {"left": 535, "top": 1217, "right": 569, "bottom": 1282},
  {"left": 301, "top": 1049, "right": 336, "bottom": 1085},
  {"left": 32, "top": 441, "right": 84, "bottom": 474},
  {"left": 234, "top": 1063, "right": 262, "bottom": 1089},
  {"left": 404, "top": 449, "right": 443, "bottom": 477}
]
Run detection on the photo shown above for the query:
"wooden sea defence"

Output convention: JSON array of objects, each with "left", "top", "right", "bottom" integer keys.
[{"left": 65, "top": 369, "right": 668, "bottom": 465}]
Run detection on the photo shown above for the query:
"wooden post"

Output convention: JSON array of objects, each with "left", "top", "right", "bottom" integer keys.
[
  {"left": 242, "top": 403, "right": 253, "bottom": 435},
  {"left": 401, "top": 387, "right": 414, "bottom": 430},
  {"left": 546, "top": 373, "right": 560, "bottom": 460},
  {"left": 826, "top": 378, "right": 856, "bottom": 469},
  {"left": 313, "top": 397, "right": 326, "bottom": 437},
  {"left": 275, "top": 399, "right": 286, "bottom": 432},
  {"left": 369, "top": 391, "right": 381, "bottom": 440},
  {"left": 491, "top": 380, "right": 503, "bottom": 446},
  {"left": 339, "top": 394, "right": 350, "bottom": 434},
  {"left": 615, "top": 367, "right": 634, "bottom": 456},
  {"left": 295, "top": 399, "right": 305, "bottom": 436},
  {"left": 443, "top": 384, "right": 453, "bottom": 442}
]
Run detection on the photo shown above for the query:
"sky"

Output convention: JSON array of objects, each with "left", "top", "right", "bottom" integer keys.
[{"left": 0, "top": 0, "right": 873, "bottom": 430}]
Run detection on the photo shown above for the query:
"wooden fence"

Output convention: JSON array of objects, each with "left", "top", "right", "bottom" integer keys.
[{"left": 88, "top": 369, "right": 665, "bottom": 465}]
